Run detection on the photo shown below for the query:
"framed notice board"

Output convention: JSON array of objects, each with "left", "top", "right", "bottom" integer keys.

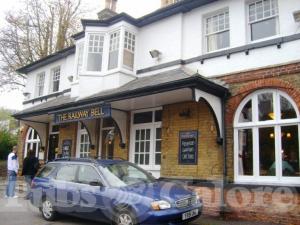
[
  {"left": 62, "top": 139, "right": 72, "bottom": 158},
  {"left": 179, "top": 130, "right": 198, "bottom": 165}
]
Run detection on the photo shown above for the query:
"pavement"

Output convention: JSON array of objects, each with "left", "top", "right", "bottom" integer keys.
[{"left": 0, "top": 179, "right": 281, "bottom": 225}]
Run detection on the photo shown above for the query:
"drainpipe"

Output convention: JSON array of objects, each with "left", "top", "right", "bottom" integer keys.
[{"left": 220, "top": 92, "right": 228, "bottom": 217}]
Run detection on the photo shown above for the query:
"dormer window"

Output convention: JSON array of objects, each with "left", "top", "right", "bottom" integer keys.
[
  {"left": 123, "top": 31, "right": 135, "bottom": 70},
  {"left": 108, "top": 31, "right": 120, "bottom": 70},
  {"left": 87, "top": 34, "right": 104, "bottom": 72},
  {"left": 35, "top": 72, "right": 45, "bottom": 97},
  {"left": 51, "top": 66, "right": 60, "bottom": 93}
]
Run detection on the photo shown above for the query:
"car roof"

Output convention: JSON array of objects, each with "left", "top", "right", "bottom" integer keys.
[{"left": 51, "top": 158, "right": 126, "bottom": 166}]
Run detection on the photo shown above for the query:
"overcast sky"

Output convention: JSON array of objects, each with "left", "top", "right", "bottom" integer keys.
[{"left": 0, "top": 0, "right": 161, "bottom": 110}]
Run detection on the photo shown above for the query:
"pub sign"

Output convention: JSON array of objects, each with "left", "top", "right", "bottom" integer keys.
[
  {"left": 179, "top": 130, "right": 198, "bottom": 165},
  {"left": 54, "top": 104, "right": 111, "bottom": 124}
]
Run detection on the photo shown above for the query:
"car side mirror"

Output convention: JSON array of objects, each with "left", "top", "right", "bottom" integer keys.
[{"left": 89, "top": 181, "right": 103, "bottom": 186}]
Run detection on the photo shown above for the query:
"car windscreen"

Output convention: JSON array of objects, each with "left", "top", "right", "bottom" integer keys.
[
  {"left": 98, "top": 162, "right": 155, "bottom": 187},
  {"left": 36, "top": 163, "right": 57, "bottom": 178}
]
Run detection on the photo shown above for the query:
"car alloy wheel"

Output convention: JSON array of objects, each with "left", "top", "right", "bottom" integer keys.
[
  {"left": 41, "top": 199, "right": 56, "bottom": 221},
  {"left": 117, "top": 212, "right": 135, "bottom": 225}
]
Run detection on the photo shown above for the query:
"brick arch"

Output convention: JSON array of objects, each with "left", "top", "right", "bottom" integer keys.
[{"left": 226, "top": 78, "right": 300, "bottom": 125}]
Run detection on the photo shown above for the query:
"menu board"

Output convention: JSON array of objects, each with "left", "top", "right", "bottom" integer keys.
[
  {"left": 179, "top": 131, "right": 198, "bottom": 165},
  {"left": 62, "top": 139, "right": 72, "bottom": 158}
]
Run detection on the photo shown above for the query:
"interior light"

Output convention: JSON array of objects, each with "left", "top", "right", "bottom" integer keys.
[
  {"left": 286, "top": 133, "right": 292, "bottom": 138},
  {"left": 268, "top": 112, "right": 275, "bottom": 120},
  {"left": 269, "top": 133, "right": 274, "bottom": 138}
]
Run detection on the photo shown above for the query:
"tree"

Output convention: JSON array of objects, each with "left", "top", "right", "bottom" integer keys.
[
  {"left": 0, "top": 0, "right": 83, "bottom": 90},
  {"left": 0, "top": 129, "right": 17, "bottom": 160}
]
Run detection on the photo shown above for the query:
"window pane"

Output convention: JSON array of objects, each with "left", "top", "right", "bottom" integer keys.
[
  {"left": 258, "top": 93, "right": 274, "bottom": 121},
  {"left": 108, "top": 50, "right": 119, "bottom": 70},
  {"left": 155, "top": 153, "right": 161, "bottom": 165},
  {"left": 238, "top": 129, "right": 253, "bottom": 175},
  {"left": 281, "top": 126, "right": 299, "bottom": 177},
  {"left": 156, "top": 128, "right": 162, "bottom": 139},
  {"left": 280, "top": 96, "right": 297, "bottom": 119},
  {"left": 239, "top": 100, "right": 252, "bottom": 122},
  {"left": 78, "top": 166, "right": 100, "bottom": 184},
  {"left": 56, "top": 165, "right": 77, "bottom": 182},
  {"left": 133, "top": 112, "right": 153, "bottom": 124},
  {"left": 155, "top": 110, "right": 162, "bottom": 122},
  {"left": 251, "top": 17, "right": 277, "bottom": 41},
  {"left": 207, "top": 31, "right": 229, "bottom": 52},
  {"left": 259, "top": 127, "right": 276, "bottom": 176},
  {"left": 87, "top": 53, "right": 102, "bottom": 71}
]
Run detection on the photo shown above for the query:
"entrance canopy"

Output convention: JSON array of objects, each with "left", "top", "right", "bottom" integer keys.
[{"left": 14, "top": 68, "right": 229, "bottom": 146}]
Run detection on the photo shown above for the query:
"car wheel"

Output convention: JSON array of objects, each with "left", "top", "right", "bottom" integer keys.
[
  {"left": 41, "top": 198, "right": 57, "bottom": 221},
  {"left": 115, "top": 210, "right": 137, "bottom": 225}
]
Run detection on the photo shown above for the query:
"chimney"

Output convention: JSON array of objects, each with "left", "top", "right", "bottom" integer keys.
[{"left": 97, "top": 0, "right": 118, "bottom": 20}]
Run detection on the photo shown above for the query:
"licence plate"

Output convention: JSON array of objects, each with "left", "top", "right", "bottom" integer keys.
[{"left": 182, "top": 209, "right": 199, "bottom": 220}]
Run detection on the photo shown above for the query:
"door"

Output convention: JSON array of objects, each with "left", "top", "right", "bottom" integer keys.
[
  {"left": 54, "top": 164, "right": 80, "bottom": 214},
  {"left": 48, "top": 134, "right": 58, "bottom": 161},
  {"left": 76, "top": 165, "right": 109, "bottom": 222}
]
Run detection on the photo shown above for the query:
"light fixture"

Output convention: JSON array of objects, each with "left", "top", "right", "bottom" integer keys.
[
  {"left": 269, "top": 133, "right": 274, "bottom": 138},
  {"left": 23, "top": 92, "right": 30, "bottom": 97},
  {"left": 293, "top": 10, "right": 300, "bottom": 22},
  {"left": 268, "top": 112, "right": 275, "bottom": 120},
  {"left": 286, "top": 133, "right": 292, "bottom": 138},
  {"left": 149, "top": 49, "right": 161, "bottom": 59},
  {"left": 67, "top": 75, "right": 74, "bottom": 82},
  {"left": 106, "top": 129, "right": 115, "bottom": 145}
]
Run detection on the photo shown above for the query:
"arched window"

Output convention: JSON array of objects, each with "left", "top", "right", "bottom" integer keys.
[
  {"left": 25, "top": 127, "right": 41, "bottom": 159},
  {"left": 234, "top": 89, "right": 300, "bottom": 184}
]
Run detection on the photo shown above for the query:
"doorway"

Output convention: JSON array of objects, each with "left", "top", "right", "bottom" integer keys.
[{"left": 48, "top": 134, "right": 59, "bottom": 161}]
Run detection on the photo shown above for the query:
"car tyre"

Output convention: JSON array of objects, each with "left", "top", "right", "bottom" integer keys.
[
  {"left": 41, "top": 198, "right": 57, "bottom": 221},
  {"left": 114, "top": 209, "right": 137, "bottom": 225}
]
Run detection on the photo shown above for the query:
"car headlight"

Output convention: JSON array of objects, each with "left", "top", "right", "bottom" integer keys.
[
  {"left": 194, "top": 192, "right": 201, "bottom": 203},
  {"left": 151, "top": 200, "right": 171, "bottom": 210}
]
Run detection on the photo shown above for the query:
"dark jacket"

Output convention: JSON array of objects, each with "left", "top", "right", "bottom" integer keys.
[{"left": 21, "top": 156, "right": 39, "bottom": 178}]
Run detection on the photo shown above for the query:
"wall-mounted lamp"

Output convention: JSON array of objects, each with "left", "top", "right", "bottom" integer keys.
[
  {"left": 23, "top": 92, "right": 30, "bottom": 97},
  {"left": 179, "top": 109, "right": 190, "bottom": 118},
  {"left": 106, "top": 129, "right": 115, "bottom": 145},
  {"left": 149, "top": 49, "right": 161, "bottom": 59},
  {"left": 293, "top": 10, "right": 300, "bottom": 22},
  {"left": 67, "top": 75, "right": 74, "bottom": 82}
]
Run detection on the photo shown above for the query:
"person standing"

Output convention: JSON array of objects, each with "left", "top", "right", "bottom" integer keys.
[
  {"left": 21, "top": 149, "right": 39, "bottom": 199},
  {"left": 6, "top": 146, "right": 19, "bottom": 198}
]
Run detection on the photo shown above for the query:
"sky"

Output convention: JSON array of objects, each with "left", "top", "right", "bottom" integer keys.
[{"left": 0, "top": 0, "right": 161, "bottom": 111}]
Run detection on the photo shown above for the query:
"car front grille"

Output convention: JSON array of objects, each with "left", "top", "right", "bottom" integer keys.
[{"left": 175, "top": 195, "right": 197, "bottom": 208}]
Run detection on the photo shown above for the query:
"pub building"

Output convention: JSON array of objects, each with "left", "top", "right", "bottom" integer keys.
[{"left": 14, "top": 0, "right": 300, "bottom": 224}]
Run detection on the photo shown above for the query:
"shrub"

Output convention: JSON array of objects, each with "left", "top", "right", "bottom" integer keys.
[{"left": 0, "top": 129, "right": 18, "bottom": 160}]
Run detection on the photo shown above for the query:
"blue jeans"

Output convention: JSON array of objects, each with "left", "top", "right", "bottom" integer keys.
[
  {"left": 6, "top": 170, "right": 17, "bottom": 197},
  {"left": 24, "top": 175, "right": 32, "bottom": 198}
]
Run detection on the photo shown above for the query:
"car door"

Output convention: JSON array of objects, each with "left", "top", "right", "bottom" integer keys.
[
  {"left": 76, "top": 165, "right": 110, "bottom": 222},
  {"left": 54, "top": 164, "right": 80, "bottom": 214}
]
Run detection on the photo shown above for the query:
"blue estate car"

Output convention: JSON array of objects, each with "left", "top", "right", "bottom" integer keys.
[{"left": 30, "top": 158, "right": 202, "bottom": 225}]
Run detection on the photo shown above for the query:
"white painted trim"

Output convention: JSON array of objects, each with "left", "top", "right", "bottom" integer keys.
[{"left": 234, "top": 89, "right": 300, "bottom": 184}]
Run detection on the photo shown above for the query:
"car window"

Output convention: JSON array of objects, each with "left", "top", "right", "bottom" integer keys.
[
  {"left": 77, "top": 165, "right": 101, "bottom": 185},
  {"left": 56, "top": 165, "right": 77, "bottom": 182},
  {"left": 99, "top": 163, "right": 155, "bottom": 187},
  {"left": 36, "top": 164, "right": 57, "bottom": 178}
]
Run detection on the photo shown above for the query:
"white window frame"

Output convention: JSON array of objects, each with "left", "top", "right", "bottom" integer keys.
[
  {"left": 204, "top": 8, "right": 230, "bottom": 53},
  {"left": 35, "top": 72, "right": 45, "bottom": 97},
  {"left": 234, "top": 89, "right": 300, "bottom": 185},
  {"left": 246, "top": 0, "right": 280, "bottom": 42},
  {"left": 76, "top": 122, "right": 90, "bottom": 158},
  {"left": 75, "top": 41, "right": 84, "bottom": 80},
  {"left": 85, "top": 33, "right": 105, "bottom": 73},
  {"left": 108, "top": 30, "right": 120, "bottom": 70},
  {"left": 50, "top": 66, "right": 60, "bottom": 93},
  {"left": 130, "top": 107, "right": 162, "bottom": 176},
  {"left": 123, "top": 30, "right": 136, "bottom": 70},
  {"left": 24, "top": 127, "right": 42, "bottom": 159}
]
